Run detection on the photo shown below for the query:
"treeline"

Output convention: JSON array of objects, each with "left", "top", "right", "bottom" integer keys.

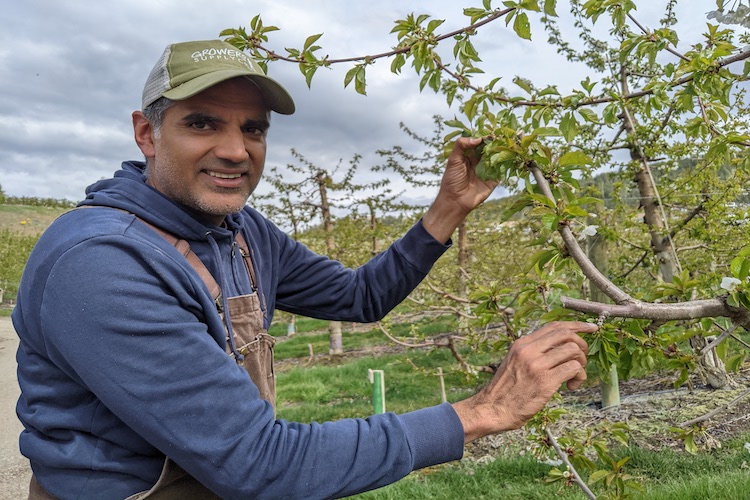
[
  {"left": 0, "top": 184, "right": 76, "bottom": 209},
  {"left": 2, "top": 196, "right": 76, "bottom": 209}
]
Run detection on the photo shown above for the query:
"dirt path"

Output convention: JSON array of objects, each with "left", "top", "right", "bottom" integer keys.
[{"left": 0, "top": 316, "right": 31, "bottom": 499}]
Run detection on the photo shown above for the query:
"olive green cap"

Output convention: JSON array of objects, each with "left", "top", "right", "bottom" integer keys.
[{"left": 141, "top": 39, "right": 295, "bottom": 114}]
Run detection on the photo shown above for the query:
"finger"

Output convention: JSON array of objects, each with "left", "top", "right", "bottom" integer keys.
[
  {"left": 538, "top": 340, "right": 588, "bottom": 371},
  {"left": 551, "top": 358, "right": 586, "bottom": 390},
  {"left": 455, "top": 136, "right": 483, "bottom": 152},
  {"left": 526, "top": 322, "right": 592, "bottom": 355},
  {"left": 566, "top": 365, "right": 588, "bottom": 390},
  {"left": 450, "top": 137, "right": 483, "bottom": 166}
]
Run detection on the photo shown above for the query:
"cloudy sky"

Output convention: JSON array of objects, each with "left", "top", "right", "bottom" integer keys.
[{"left": 1, "top": 1, "right": 726, "bottom": 206}]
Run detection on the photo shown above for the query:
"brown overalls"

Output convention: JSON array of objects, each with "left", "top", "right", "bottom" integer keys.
[{"left": 30, "top": 222, "right": 275, "bottom": 499}]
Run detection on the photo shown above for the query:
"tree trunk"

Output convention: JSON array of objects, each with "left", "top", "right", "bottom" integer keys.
[
  {"left": 329, "top": 320, "right": 343, "bottom": 355},
  {"left": 620, "top": 66, "right": 731, "bottom": 388},
  {"left": 317, "top": 172, "right": 343, "bottom": 355},
  {"left": 369, "top": 201, "right": 381, "bottom": 256},
  {"left": 621, "top": 65, "right": 675, "bottom": 283},
  {"left": 587, "top": 210, "right": 620, "bottom": 407},
  {"left": 689, "top": 335, "right": 737, "bottom": 389},
  {"left": 633, "top": 167, "right": 675, "bottom": 283}
]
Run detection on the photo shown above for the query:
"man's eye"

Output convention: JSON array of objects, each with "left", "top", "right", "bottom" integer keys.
[{"left": 190, "top": 121, "right": 211, "bottom": 130}]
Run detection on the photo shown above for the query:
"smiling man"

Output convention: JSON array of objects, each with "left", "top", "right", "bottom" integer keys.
[{"left": 14, "top": 39, "right": 594, "bottom": 499}]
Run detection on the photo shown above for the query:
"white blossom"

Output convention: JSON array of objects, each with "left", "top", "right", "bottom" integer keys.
[
  {"left": 579, "top": 225, "right": 598, "bottom": 240},
  {"left": 720, "top": 277, "right": 742, "bottom": 292}
]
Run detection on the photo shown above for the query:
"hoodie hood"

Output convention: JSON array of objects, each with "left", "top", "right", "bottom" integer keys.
[{"left": 79, "top": 160, "right": 243, "bottom": 243}]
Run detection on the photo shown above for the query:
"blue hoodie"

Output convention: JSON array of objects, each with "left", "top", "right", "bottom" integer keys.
[{"left": 13, "top": 161, "right": 465, "bottom": 499}]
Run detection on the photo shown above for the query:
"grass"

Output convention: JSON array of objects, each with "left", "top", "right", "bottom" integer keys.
[
  {"left": 271, "top": 315, "right": 458, "bottom": 361},
  {"left": 348, "top": 435, "right": 750, "bottom": 499},
  {"left": 0, "top": 204, "right": 66, "bottom": 236},
  {"left": 270, "top": 315, "right": 750, "bottom": 499},
  {"left": 276, "top": 347, "right": 489, "bottom": 422}
]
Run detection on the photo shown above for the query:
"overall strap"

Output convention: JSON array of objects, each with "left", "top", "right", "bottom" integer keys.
[
  {"left": 73, "top": 206, "right": 221, "bottom": 302},
  {"left": 234, "top": 232, "right": 268, "bottom": 320},
  {"left": 137, "top": 220, "right": 221, "bottom": 303}
]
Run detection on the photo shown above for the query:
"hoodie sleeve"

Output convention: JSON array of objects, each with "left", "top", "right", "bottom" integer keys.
[
  {"left": 25, "top": 228, "right": 464, "bottom": 499},
  {"left": 269, "top": 219, "right": 451, "bottom": 322}
]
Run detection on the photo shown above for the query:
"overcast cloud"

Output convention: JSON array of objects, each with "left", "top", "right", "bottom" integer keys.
[{"left": 1, "top": 1, "right": 725, "bottom": 206}]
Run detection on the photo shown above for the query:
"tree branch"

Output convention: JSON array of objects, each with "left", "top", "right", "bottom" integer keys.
[
  {"left": 545, "top": 429, "right": 596, "bottom": 500},
  {"left": 252, "top": 8, "right": 514, "bottom": 65},
  {"left": 527, "top": 162, "right": 749, "bottom": 322},
  {"left": 679, "top": 387, "right": 750, "bottom": 428}
]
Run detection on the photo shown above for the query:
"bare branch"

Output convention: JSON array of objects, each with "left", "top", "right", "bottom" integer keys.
[
  {"left": 528, "top": 164, "right": 631, "bottom": 304},
  {"left": 701, "top": 324, "right": 740, "bottom": 356},
  {"left": 679, "top": 387, "right": 750, "bottom": 428},
  {"left": 560, "top": 296, "right": 730, "bottom": 320},
  {"left": 545, "top": 429, "right": 597, "bottom": 500},
  {"left": 426, "top": 282, "right": 472, "bottom": 304}
]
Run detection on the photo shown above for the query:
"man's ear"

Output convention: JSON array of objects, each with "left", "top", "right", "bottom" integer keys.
[{"left": 132, "top": 111, "right": 156, "bottom": 159}]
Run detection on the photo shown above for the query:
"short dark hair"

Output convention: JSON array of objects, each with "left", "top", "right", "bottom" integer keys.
[{"left": 142, "top": 96, "right": 175, "bottom": 137}]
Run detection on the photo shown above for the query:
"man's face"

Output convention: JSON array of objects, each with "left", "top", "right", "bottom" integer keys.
[{"left": 143, "top": 78, "right": 270, "bottom": 225}]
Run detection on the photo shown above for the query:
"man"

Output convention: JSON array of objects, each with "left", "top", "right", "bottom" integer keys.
[{"left": 14, "top": 39, "right": 595, "bottom": 499}]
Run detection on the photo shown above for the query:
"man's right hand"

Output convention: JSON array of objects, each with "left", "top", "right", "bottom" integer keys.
[{"left": 451, "top": 321, "right": 597, "bottom": 443}]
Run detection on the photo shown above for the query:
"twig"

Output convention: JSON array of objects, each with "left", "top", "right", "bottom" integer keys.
[
  {"left": 376, "top": 322, "right": 435, "bottom": 348},
  {"left": 545, "top": 429, "right": 596, "bottom": 500},
  {"left": 251, "top": 8, "right": 514, "bottom": 65},
  {"left": 679, "top": 387, "right": 750, "bottom": 428},
  {"left": 731, "top": 333, "right": 750, "bottom": 350},
  {"left": 427, "top": 282, "right": 472, "bottom": 304},
  {"left": 701, "top": 324, "right": 739, "bottom": 356}
]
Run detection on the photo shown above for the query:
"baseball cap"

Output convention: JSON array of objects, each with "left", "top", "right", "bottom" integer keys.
[{"left": 141, "top": 39, "right": 295, "bottom": 115}]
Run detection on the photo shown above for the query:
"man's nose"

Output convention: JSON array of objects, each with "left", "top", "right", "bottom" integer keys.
[{"left": 214, "top": 129, "right": 249, "bottom": 163}]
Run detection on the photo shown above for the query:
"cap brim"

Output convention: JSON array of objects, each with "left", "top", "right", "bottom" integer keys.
[{"left": 162, "top": 69, "right": 295, "bottom": 115}]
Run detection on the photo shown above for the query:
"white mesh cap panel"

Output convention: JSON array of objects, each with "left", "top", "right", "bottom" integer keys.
[{"left": 141, "top": 45, "right": 173, "bottom": 109}]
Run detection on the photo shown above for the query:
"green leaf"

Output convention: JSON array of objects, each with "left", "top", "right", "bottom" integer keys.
[
  {"left": 684, "top": 432, "right": 698, "bottom": 454},
  {"left": 514, "top": 77, "right": 534, "bottom": 95},
  {"left": 578, "top": 107, "right": 600, "bottom": 123},
  {"left": 529, "top": 193, "right": 556, "bottom": 209},
  {"left": 544, "top": 0, "right": 558, "bottom": 16},
  {"left": 563, "top": 205, "right": 589, "bottom": 217},
  {"left": 475, "top": 155, "right": 493, "bottom": 181},
  {"left": 491, "top": 149, "right": 521, "bottom": 166},
  {"left": 560, "top": 113, "right": 579, "bottom": 143},
  {"left": 730, "top": 256, "right": 747, "bottom": 279},
  {"left": 588, "top": 469, "right": 609, "bottom": 484},
  {"left": 390, "top": 53, "right": 406, "bottom": 74},
  {"left": 533, "top": 126, "right": 560, "bottom": 137},
  {"left": 727, "top": 353, "right": 746, "bottom": 373},
  {"left": 541, "top": 213, "right": 560, "bottom": 231},
  {"left": 513, "top": 12, "right": 532, "bottom": 40},
  {"left": 304, "top": 33, "right": 323, "bottom": 51},
  {"left": 559, "top": 150, "right": 593, "bottom": 167},
  {"left": 427, "top": 19, "right": 445, "bottom": 34},
  {"left": 344, "top": 66, "right": 359, "bottom": 88}
]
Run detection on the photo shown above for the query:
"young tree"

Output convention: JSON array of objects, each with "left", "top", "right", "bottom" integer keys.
[{"left": 224, "top": 1, "right": 750, "bottom": 494}]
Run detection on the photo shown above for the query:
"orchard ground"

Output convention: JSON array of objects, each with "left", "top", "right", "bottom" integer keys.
[{"left": 1, "top": 312, "right": 749, "bottom": 497}]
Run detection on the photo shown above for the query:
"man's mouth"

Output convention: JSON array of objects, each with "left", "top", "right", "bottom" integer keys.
[{"left": 207, "top": 170, "right": 243, "bottom": 179}]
